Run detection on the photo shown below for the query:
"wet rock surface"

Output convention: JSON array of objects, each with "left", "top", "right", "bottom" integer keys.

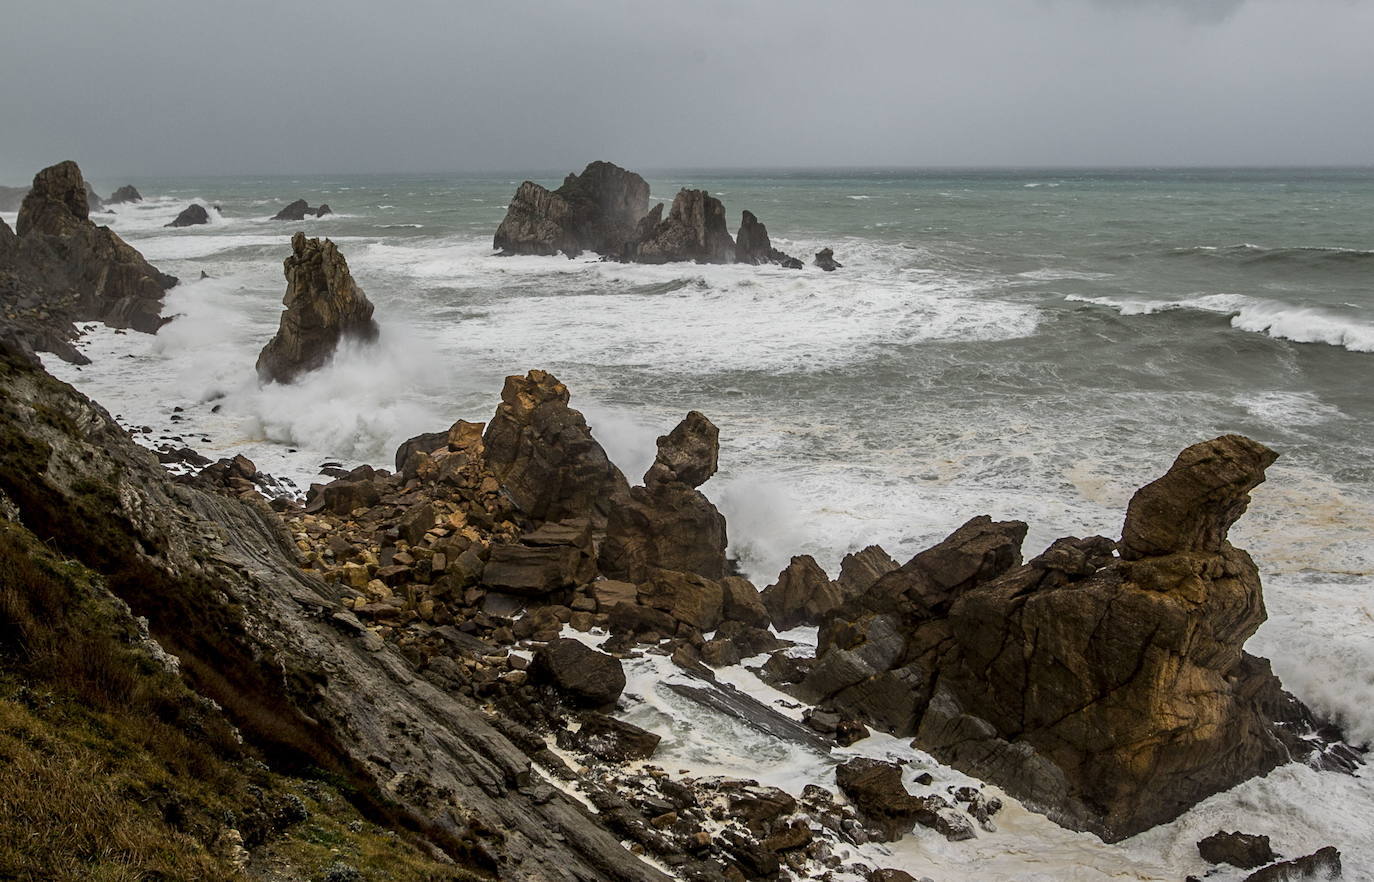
[
  {"left": 271, "top": 198, "right": 332, "bottom": 220},
  {"left": 1199, "top": 830, "right": 1279, "bottom": 869},
  {"left": 494, "top": 160, "right": 651, "bottom": 257},
  {"left": 255, "top": 232, "right": 379, "bottom": 384},
  {"left": 165, "top": 203, "right": 209, "bottom": 227}
]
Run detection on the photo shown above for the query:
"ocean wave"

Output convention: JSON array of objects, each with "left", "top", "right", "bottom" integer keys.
[
  {"left": 1168, "top": 242, "right": 1374, "bottom": 268},
  {"left": 1067, "top": 293, "right": 1374, "bottom": 353}
]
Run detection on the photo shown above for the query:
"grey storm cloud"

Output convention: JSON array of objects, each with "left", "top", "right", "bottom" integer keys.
[{"left": 0, "top": 0, "right": 1371, "bottom": 181}]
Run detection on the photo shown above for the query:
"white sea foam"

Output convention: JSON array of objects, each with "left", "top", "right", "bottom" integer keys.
[{"left": 1067, "top": 293, "right": 1374, "bottom": 352}]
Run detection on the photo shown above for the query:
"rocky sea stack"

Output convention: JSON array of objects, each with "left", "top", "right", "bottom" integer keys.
[
  {"left": 165, "top": 203, "right": 210, "bottom": 227},
  {"left": 106, "top": 184, "right": 143, "bottom": 204},
  {"left": 494, "top": 161, "right": 806, "bottom": 267},
  {"left": 272, "top": 199, "right": 332, "bottom": 221},
  {"left": 255, "top": 232, "right": 379, "bottom": 384},
  {"left": 4, "top": 160, "right": 175, "bottom": 344}
]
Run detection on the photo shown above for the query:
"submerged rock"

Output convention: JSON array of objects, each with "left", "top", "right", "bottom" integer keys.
[
  {"left": 14, "top": 160, "right": 175, "bottom": 334},
  {"left": 1242, "top": 847, "right": 1342, "bottom": 881},
  {"left": 165, "top": 204, "right": 209, "bottom": 227},
  {"left": 106, "top": 184, "right": 142, "bottom": 204},
  {"left": 255, "top": 232, "right": 379, "bottom": 384},
  {"left": 493, "top": 160, "right": 650, "bottom": 257},
  {"left": 632, "top": 189, "right": 736, "bottom": 264}
]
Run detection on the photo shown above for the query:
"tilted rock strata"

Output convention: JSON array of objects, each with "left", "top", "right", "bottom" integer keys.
[
  {"left": 13, "top": 160, "right": 176, "bottom": 334},
  {"left": 255, "top": 232, "right": 379, "bottom": 384}
]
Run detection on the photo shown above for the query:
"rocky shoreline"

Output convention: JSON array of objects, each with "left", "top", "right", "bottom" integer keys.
[{"left": 0, "top": 159, "right": 1363, "bottom": 882}]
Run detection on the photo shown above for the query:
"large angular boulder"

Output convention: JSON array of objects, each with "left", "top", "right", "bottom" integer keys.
[
  {"left": 256, "top": 232, "right": 379, "bottom": 384},
  {"left": 530, "top": 638, "right": 626, "bottom": 710},
  {"left": 482, "top": 370, "right": 631, "bottom": 527},
  {"left": 835, "top": 545, "right": 899, "bottom": 600},
  {"left": 734, "top": 210, "right": 802, "bottom": 268},
  {"left": 834, "top": 758, "right": 971, "bottom": 842},
  {"left": 493, "top": 161, "right": 650, "bottom": 258},
  {"left": 481, "top": 519, "right": 596, "bottom": 595},
  {"left": 14, "top": 161, "right": 176, "bottom": 334},
  {"left": 599, "top": 411, "right": 727, "bottom": 581},
  {"left": 802, "top": 436, "right": 1327, "bottom": 842},
  {"left": 761, "top": 555, "right": 843, "bottom": 631},
  {"left": 631, "top": 189, "right": 736, "bottom": 264}
]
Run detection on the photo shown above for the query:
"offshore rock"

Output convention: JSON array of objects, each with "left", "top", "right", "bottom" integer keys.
[
  {"left": 806, "top": 436, "right": 1318, "bottom": 841},
  {"left": 633, "top": 189, "right": 736, "bottom": 264},
  {"left": 734, "top": 210, "right": 803, "bottom": 268},
  {"left": 106, "top": 184, "right": 143, "bottom": 204},
  {"left": 600, "top": 412, "right": 728, "bottom": 581},
  {"left": 271, "top": 199, "right": 330, "bottom": 221},
  {"left": 15, "top": 160, "right": 176, "bottom": 334},
  {"left": 483, "top": 369, "right": 631, "bottom": 527},
  {"left": 165, "top": 204, "right": 209, "bottom": 227},
  {"left": 0, "top": 217, "right": 89, "bottom": 365},
  {"left": 494, "top": 160, "right": 650, "bottom": 257},
  {"left": 256, "top": 233, "right": 379, "bottom": 384},
  {"left": 814, "top": 248, "right": 842, "bottom": 272}
]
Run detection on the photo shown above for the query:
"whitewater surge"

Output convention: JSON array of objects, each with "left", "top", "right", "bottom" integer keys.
[{"left": 34, "top": 167, "right": 1374, "bottom": 881}]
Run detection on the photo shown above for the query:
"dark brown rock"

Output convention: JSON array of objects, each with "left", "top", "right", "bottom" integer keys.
[
  {"left": 531, "top": 638, "right": 626, "bottom": 710},
  {"left": 835, "top": 545, "right": 899, "bottom": 600},
  {"left": 567, "top": 713, "right": 661, "bottom": 761},
  {"left": 165, "top": 204, "right": 210, "bottom": 228},
  {"left": 814, "top": 248, "right": 841, "bottom": 271},
  {"left": 761, "top": 555, "right": 842, "bottom": 631},
  {"left": 482, "top": 369, "right": 630, "bottom": 527},
  {"left": 394, "top": 430, "right": 448, "bottom": 471},
  {"left": 834, "top": 758, "right": 967, "bottom": 842},
  {"left": 1198, "top": 831, "right": 1278, "bottom": 869},
  {"left": 494, "top": 161, "right": 650, "bottom": 258},
  {"left": 632, "top": 189, "right": 735, "bottom": 264},
  {"left": 720, "top": 576, "right": 771, "bottom": 629},
  {"left": 482, "top": 528, "right": 595, "bottom": 596},
  {"left": 1243, "top": 847, "right": 1341, "bottom": 881},
  {"left": 14, "top": 160, "right": 175, "bottom": 334},
  {"left": 256, "top": 233, "right": 380, "bottom": 384}
]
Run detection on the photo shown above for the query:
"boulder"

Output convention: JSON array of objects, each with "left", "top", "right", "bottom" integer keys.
[
  {"left": 14, "top": 160, "right": 176, "bottom": 333},
  {"left": 394, "top": 430, "right": 448, "bottom": 471},
  {"left": 494, "top": 161, "right": 650, "bottom": 257},
  {"left": 165, "top": 204, "right": 209, "bottom": 228},
  {"left": 482, "top": 370, "right": 631, "bottom": 527},
  {"left": 761, "top": 555, "right": 843, "bottom": 631},
  {"left": 1198, "top": 831, "right": 1278, "bottom": 870},
  {"left": 106, "top": 184, "right": 143, "bottom": 204},
  {"left": 631, "top": 189, "right": 736, "bottom": 264},
  {"left": 255, "top": 232, "right": 380, "bottom": 384},
  {"left": 814, "top": 248, "right": 842, "bottom": 271},
  {"left": 640, "top": 569, "right": 725, "bottom": 632},
  {"left": 272, "top": 199, "right": 313, "bottom": 221},
  {"left": 567, "top": 713, "right": 661, "bottom": 761},
  {"left": 530, "top": 638, "right": 626, "bottom": 710},
  {"left": 600, "top": 412, "right": 728, "bottom": 581},
  {"left": 835, "top": 545, "right": 900, "bottom": 600},
  {"left": 720, "top": 576, "right": 771, "bottom": 629},
  {"left": 482, "top": 520, "right": 596, "bottom": 595},
  {"left": 834, "top": 758, "right": 968, "bottom": 842},
  {"left": 1242, "top": 847, "right": 1341, "bottom": 881},
  {"left": 803, "top": 436, "right": 1324, "bottom": 842},
  {"left": 734, "top": 210, "right": 803, "bottom": 268}
]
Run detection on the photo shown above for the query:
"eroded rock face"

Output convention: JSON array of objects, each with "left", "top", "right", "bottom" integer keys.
[
  {"left": 800, "top": 437, "right": 1327, "bottom": 841},
  {"left": 633, "top": 189, "right": 736, "bottom": 264},
  {"left": 762, "top": 555, "right": 843, "bottom": 632},
  {"left": 735, "top": 210, "right": 803, "bottom": 268},
  {"left": 600, "top": 411, "right": 728, "bottom": 581},
  {"left": 166, "top": 204, "right": 209, "bottom": 227},
  {"left": 493, "top": 161, "right": 650, "bottom": 257},
  {"left": 107, "top": 184, "right": 143, "bottom": 204},
  {"left": 483, "top": 370, "right": 631, "bottom": 527},
  {"left": 14, "top": 160, "right": 176, "bottom": 334},
  {"left": 256, "top": 233, "right": 379, "bottom": 384}
]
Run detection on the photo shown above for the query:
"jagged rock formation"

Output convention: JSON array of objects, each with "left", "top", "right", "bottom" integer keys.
[
  {"left": 0, "top": 340, "right": 671, "bottom": 882},
  {"left": 814, "top": 248, "right": 841, "bottom": 271},
  {"left": 272, "top": 199, "right": 332, "bottom": 221},
  {"left": 10, "top": 161, "right": 175, "bottom": 336},
  {"left": 600, "top": 411, "right": 728, "bottom": 582},
  {"left": 762, "top": 555, "right": 843, "bottom": 631},
  {"left": 1199, "top": 831, "right": 1278, "bottom": 870},
  {"left": 632, "top": 189, "right": 736, "bottom": 264},
  {"left": 482, "top": 370, "right": 632, "bottom": 528},
  {"left": 255, "top": 232, "right": 379, "bottom": 384},
  {"left": 493, "top": 161, "right": 651, "bottom": 257},
  {"left": 165, "top": 203, "right": 209, "bottom": 227},
  {"left": 1242, "top": 847, "right": 1341, "bottom": 881},
  {"left": 735, "top": 210, "right": 803, "bottom": 268},
  {"left": 0, "top": 217, "right": 89, "bottom": 364},
  {"left": 797, "top": 436, "right": 1343, "bottom": 841},
  {"left": 106, "top": 184, "right": 142, "bottom": 204}
]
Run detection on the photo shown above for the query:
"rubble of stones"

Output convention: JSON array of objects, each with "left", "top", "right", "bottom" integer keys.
[{"left": 493, "top": 159, "right": 839, "bottom": 270}]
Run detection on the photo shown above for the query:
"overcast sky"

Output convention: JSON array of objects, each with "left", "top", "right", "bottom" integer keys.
[{"left": 1, "top": 0, "right": 1371, "bottom": 181}]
